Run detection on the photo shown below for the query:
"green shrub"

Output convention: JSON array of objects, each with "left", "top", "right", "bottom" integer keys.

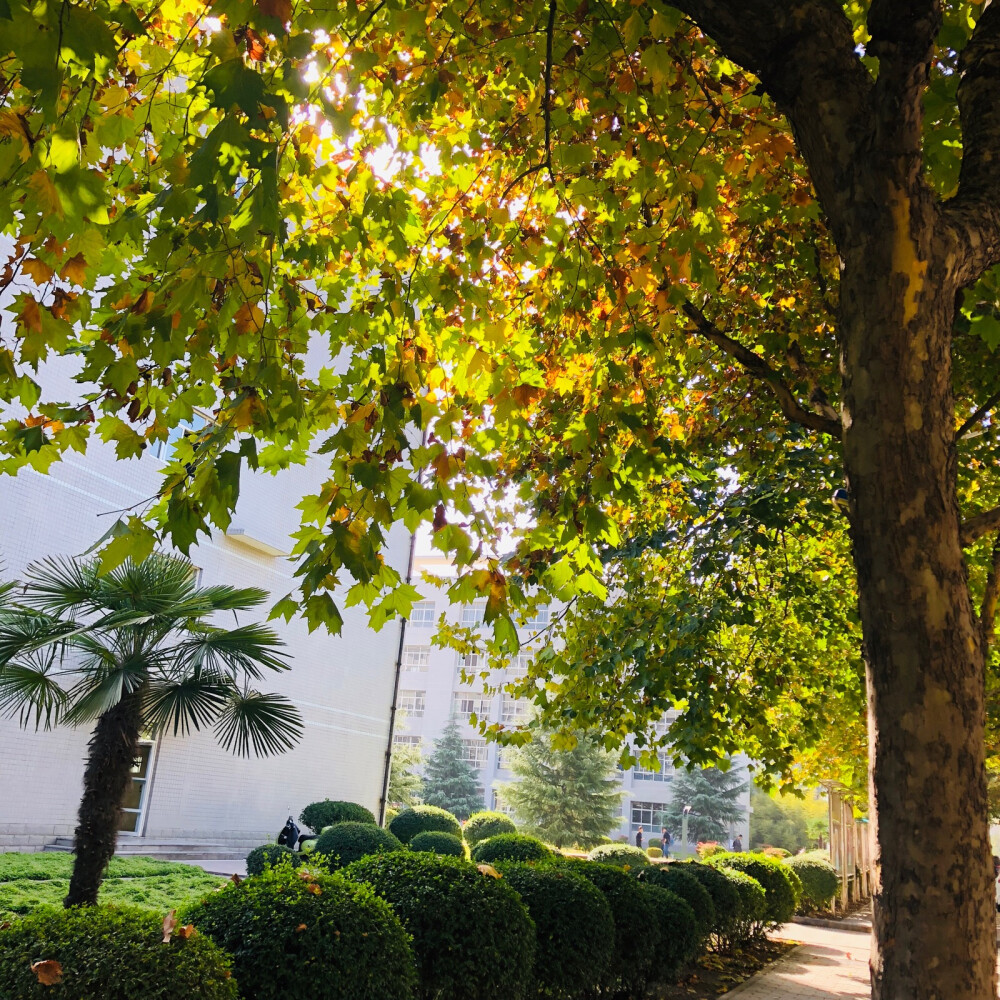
[
  {"left": 677, "top": 862, "right": 742, "bottom": 945},
  {"left": 647, "top": 847, "right": 663, "bottom": 859},
  {"left": 648, "top": 838, "right": 662, "bottom": 850},
  {"left": 314, "top": 823, "right": 403, "bottom": 871},
  {"left": 463, "top": 811, "right": 517, "bottom": 846},
  {"left": 471, "top": 834, "right": 552, "bottom": 863},
  {"left": 0, "top": 854, "right": 209, "bottom": 882},
  {"left": 761, "top": 846, "right": 791, "bottom": 859},
  {"left": 560, "top": 860, "right": 658, "bottom": 998},
  {"left": 389, "top": 806, "right": 462, "bottom": 844},
  {"left": 184, "top": 865, "right": 414, "bottom": 1000},
  {"left": 300, "top": 839, "right": 318, "bottom": 854},
  {"left": 785, "top": 856, "right": 839, "bottom": 912},
  {"left": 344, "top": 852, "right": 534, "bottom": 1000},
  {"left": 711, "top": 853, "right": 796, "bottom": 928},
  {"left": 0, "top": 904, "right": 237, "bottom": 999},
  {"left": 587, "top": 843, "right": 650, "bottom": 868},
  {"left": 246, "top": 844, "right": 296, "bottom": 876},
  {"left": 409, "top": 832, "right": 466, "bottom": 858},
  {"left": 783, "top": 863, "right": 803, "bottom": 907},
  {"left": 638, "top": 884, "right": 700, "bottom": 983},
  {"left": 695, "top": 841, "right": 725, "bottom": 859},
  {"left": 300, "top": 800, "right": 377, "bottom": 832},
  {"left": 635, "top": 865, "right": 716, "bottom": 944},
  {"left": 721, "top": 870, "right": 767, "bottom": 942},
  {"left": 497, "top": 863, "right": 613, "bottom": 999}
]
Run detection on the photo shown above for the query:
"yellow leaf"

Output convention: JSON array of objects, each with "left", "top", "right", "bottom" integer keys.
[
  {"left": 234, "top": 301, "right": 265, "bottom": 334},
  {"left": 20, "top": 297, "right": 42, "bottom": 334},
  {"left": 28, "top": 170, "right": 63, "bottom": 217},
  {"left": 477, "top": 864, "right": 502, "bottom": 879},
  {"left": 59, "top": 253, "right": 88, "bottom": 285},
  {"left": 22, "top": 257, "right": 54, "bottom": 285}
]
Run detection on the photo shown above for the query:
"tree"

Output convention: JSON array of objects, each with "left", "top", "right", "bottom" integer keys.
[
  {"left": 388, "top": 739, "right": 424, "bottom": 809},
  {"left": 5, "top": 3, "right": 1000, "bottom": 995},
  {"left": 421, "top": 719, "right": 482, "bottom": 820},
  {"left": 0, "top": 555, "right": 302, "bottom": 906},
  {"left": 664, "top": 766, "right": 746, "bottom": 846},
  {"left": 749, "top": 788, "right": 828, "bottom": 854},
  {"left": 498, "top": 728, "right": 622, "bottom": 849}
]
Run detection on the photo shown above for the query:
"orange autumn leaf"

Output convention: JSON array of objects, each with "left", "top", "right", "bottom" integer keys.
[
  {"left": 59, "top": 253, "right": 88, "bottom": 284},
  {"left": 234, "top": 301, "right": 265, "bottom": 334},
  {"left": 257, "top": 0, "right": 291, "bottom": 18},
  {"left": 20, "top": 297, "right": 42, "bottom": 334},
  {"left": 175, "top": 924, "right": 196, "bottom": 940},
  {"left": 22, "top": 257, "right": 54, "bottom": 284},
  {"left": 477, "top": 864, "right": 502, "bottom": 879},
  {"left": 162, "top": 909, "right": 177, "bottom": 943},
  {"left": 131, "top": 289, "right": 154, "bottom": 314},
  {"left": 31, "top": 960, "right": 63, "bottom": 986}
]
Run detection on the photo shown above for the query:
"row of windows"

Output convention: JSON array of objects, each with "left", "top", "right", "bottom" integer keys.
[
  {"left": 401, "top": 646, "right": 534, "bottom": 674},
  {"left": 408, "top": 603, "right": 550, "bottom": 629},
  {"left": 396, "top": 690, "right": 529, "bottom": 722}
]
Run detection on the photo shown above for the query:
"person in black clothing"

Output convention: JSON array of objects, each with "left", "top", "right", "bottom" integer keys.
[
  {"left": 635, "top": 826, "right": 643, "bottom": 849},
  {"left": 661, "top": 826, "right": 672, "bottom": 858},
  {"left": 731, "top": 834, "right": 743, "bottom": 852},
  {"left": 277, "top": 816, "right": 300, "bottom": 848}
]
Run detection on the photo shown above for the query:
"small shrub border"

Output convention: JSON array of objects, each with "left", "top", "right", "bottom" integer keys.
[{"left": 711, "top": 853, "right": 797, "bottom": 928}]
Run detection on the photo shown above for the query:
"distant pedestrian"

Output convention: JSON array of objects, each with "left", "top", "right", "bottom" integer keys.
[
  {"left": 635, "top": 826, "right": 643, "bottom": 849},
  {"left": 661, "top": 826, "right": 672, "bottom": 858},
  {"left": 731, "top": 834, "right": 743, "bottom": 852}
]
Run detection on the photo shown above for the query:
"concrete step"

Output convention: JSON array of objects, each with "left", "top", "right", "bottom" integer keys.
[{"left": 43, "top": 837, "right": 258, "bottom": 861}]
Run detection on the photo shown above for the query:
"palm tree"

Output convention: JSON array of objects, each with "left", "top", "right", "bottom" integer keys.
[{"left": 0, "top": 554, "right": 303, "bottom": 906}]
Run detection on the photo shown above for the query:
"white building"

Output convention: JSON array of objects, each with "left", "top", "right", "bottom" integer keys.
[
  {"left": 393, "top": 557, "right": 751, "bottom": 848},
  {"left": 0, "top": 370, "right": 410, "bottom": 852}
]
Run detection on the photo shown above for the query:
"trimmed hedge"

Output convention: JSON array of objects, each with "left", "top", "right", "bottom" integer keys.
[
  {"left": 497, "top": 863, "right": 613, "bottom": 1000},
  {"left": 246, "top": 844, "right": 296, "bottom": 876},
  {"left": 785, "top": 856, "right": 839, "bottom": 912},
  {"left": 314, "top": 823, "right": 403, "bottom": 871},
  {"left": 0, "top": 904, "right": 238, "bottom": 999},
  {"left": 647, "top": 847, "right": 663, "bottom": 859},
  {"left": 561, "top": 860, "right": 658, "bottom": 998},
  {"left": 300, "top": 800, "right": 376, "bottom": 832},
  {"left": 722, "top": 870, "right": 767, "bottom": 942},
  {"left": 471, "top": 834, "right": 552, "bottom": 864},
  {"left": 678, "top": 862, "right": 743, "bottom": 944},
  {"left": 638, "top": 884, "right": 700, "bottom": 983},
  {"left": 184, "top": 865, "right": 414, "bottom": 1000},
  {"left": 389, "top": 806, "right": 462, "bottom": 844},
  {"left": 587, "top": 844, "right": 650, "bottom": 868},
  {"left": 463, "top": 811, "right": 517, "bottom": 846},
  {"left": 344, "top": 852, "right": 535, "bottom": 1000},
  {"left": 635, "top": 865, "right": 716, "bottom": 944},
  {"left": 712, "top": 853, "right": 796, "bottom": 928},
  {"left": 409, "top": 832, "right": 466, "bottom": 858}
]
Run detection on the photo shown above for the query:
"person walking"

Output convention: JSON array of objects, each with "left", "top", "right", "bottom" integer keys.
[
  {"left": 731, "top": 834, "right": 743, "bottom": 852},
  {"left": 661, "top": 826, "right": 672, "bottom": 858},
  {"left": 635, "top": 826, "right": 643, "bottom": 850}
]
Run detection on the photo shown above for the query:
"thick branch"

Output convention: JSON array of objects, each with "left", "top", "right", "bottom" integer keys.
[
  {"left": 961, "top": 505, "right": 1000, "bottom": 548},
  {"left": 957, "top": 387, "right": 1000, "bottom": 440},
  {"left": 943, "top": 5, "right": 1000, "bottom": 285},
  {"left": 682, "top": 302, "right": 841, "bottom": 436},
  {"left": 981, "top": 535, "right": 1000, "bottom": 648}
]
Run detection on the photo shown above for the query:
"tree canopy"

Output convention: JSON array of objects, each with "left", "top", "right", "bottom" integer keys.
[
  {"left": 420, "top": 717, "right": 482, "bottom": 820},
  {"left": 663, "top": 764, "right": 746, "bottom": 844}
]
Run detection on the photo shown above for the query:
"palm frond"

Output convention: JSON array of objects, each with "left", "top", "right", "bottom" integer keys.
[
  {"left": 62, "top": 658, "right": 148, "bottom": 725},
  {"left": 166, "top": 624, "right": 290, "bottom": 682},
  {"left": 0, "top": 611, "right": 87, "bottom": 665},
  {"left": 105, "top": 554, "right": 198, "bottom": 614},
  {"left": 214, "top": 689, "right": 304, "bottom": 757},
  {"left": 0, "top": 660, "right": 69, "bottom": 729},
  {"left": 189, "top": 585, "right": 270, "bottom": 614},
  {"left": 16, "top": 557, "right": 105, "bottom": 616},
  {"left": 144, "top": 674, "right": 233, "bottom": 737}
]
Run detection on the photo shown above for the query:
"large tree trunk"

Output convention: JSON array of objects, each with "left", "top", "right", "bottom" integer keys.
[
  {"left": 840, "top": 188, "right": 996, "bottom": 999},
  {"left": 64, "top": 689, "right": 144, "bottom": 908}
]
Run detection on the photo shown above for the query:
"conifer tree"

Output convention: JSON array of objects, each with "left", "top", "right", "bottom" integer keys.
[
  {"left": 665, "top": 766, "right": 747, "bottom": 845},
  {"left": 421, "top": 718, "right": 483, "bottom": 820},
  {"left": 499, "top": 728, "right": 622, "bottom": 849}
]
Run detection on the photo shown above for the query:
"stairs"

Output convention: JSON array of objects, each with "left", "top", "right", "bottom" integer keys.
[{"left": 44, "top": 837, "right": 257, "bottom": 862}]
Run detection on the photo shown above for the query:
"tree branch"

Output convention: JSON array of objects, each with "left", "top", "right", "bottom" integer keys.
[
  {"left": 961, "top": 506, "right": 1000, "bottom": 548},
  {"left": 981, "top": 535, "right": 1000, "bottom": 648},
  {"left": 943, "top": 5, "right": 1000, "bottom": 285},
  {"left": 682, "top": 301, "right": 842, "bottom": 436},
  {"left": 957, "top": 387, "right": 1000, "bottom": 440}
]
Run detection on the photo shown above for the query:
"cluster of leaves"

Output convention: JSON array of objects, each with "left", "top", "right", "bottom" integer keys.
[
  {"left": 462, "top": 811, "right": 516, "bottom": 846},
  {"left": 388, "top": 804, "right": 462, "bottom": 844}
]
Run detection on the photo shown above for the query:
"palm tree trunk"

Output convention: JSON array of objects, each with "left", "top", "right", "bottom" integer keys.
[{"left": 64, "top": 689, "right": 144, "bottom": 907}]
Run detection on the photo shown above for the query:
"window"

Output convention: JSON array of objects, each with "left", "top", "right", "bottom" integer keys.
[
  {"left": 491, "top": 790, "right": 514, "bottom": 814},
  {"left": 631, "top": 800, "right": 668, "bottom": 830},
  {"left": 393, "top": 734, "right": 421, "bottom": 748},
  {"left": 397, "top": 690, "right": 425, "bottom": 718},
  {"left": 460, "top": 652, "right": 482, "bottom": 670},
  {"left": 524, "top": 606, "right": 550, "bottom": 629},
  {"left": 150, "top": 413, "right": 208, "bottom": 462},
  {"left": 461, "top": 604, "right": 485, "bottom": 627},
  {"left": 496, "top": 746, "right": 510, "bottom": 769},
  {"left": 402, "top": 646, "right": 430, "bottom": 670},
  {"left": 461, "top": 739, "right": 488, "bottom": 769},
  {"left": 409, "top": 602, "right": 436, "bottom": 626},
  {"left": 454, "top": 693, "right": 491, "bottom": 722},
  {"left": 189, "top": 566, "right": 204, "bottom": 588},
  {"left": 507, "top": 652, "right": 531, "bottom": 679},
  {"left": 501, "top": 696, "right": 528, "bottom": 724},
  {"left": 633, "top": 753, "right": 673, "bottom": 782}
]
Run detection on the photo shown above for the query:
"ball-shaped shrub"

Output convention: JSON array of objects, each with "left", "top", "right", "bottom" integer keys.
[
  {"left": 0, "top": 904, "right": 237, "bottom": 1000},
  {"left": 712, "top": 853, "right": 796, "bottom": 928},
  {"left": 344, "top": 852, "right": 535, "bottom": 1000},
  {"left": 637, "top": 884, "right": 700, "bottom": 983},
  {"left": 497, "top": 863, "right": 614, "bottom": 1000},
  {"left": 314, "top": 822, "right": 402, "bottom": 871},
  {"left": 300, "top": 800, "right": 377, "bottom": 832},
  {"left": 463, "top": 811, "right": 517, "bottom": 846},
  {"left": 246, "top": 843, "right": 296, "bottom": 875},
  {"left": 648, "top": 837, "right": 662, "bottom": 850},
  {"left": 410, "top": 832, "right": 466, "bottom": 857},
  {"left": 635, "top": 864, "right": 716, "bottom": 944},
  {"left": 389, "top": 806, "right": 462, "bottom": 844},
  {"left": 785, "top": 856, "right": 839, "bottom": 912},
  {"left": 647, "top": 846, "right": 663, "bottom": 859},
  {"left": 183, "top": 865, "right": 414, "bottom": 1000},
  {"left": 721, "top": 870, "right": 767, "bottom": 943},
  {"left": 587, "top": 843, "right": 650, "bottom": 868},
  {"left": 678, "top": 862, "right": 743, "bottom": 943},
  {"left": 471, "top": 833, "right": 552, "bottom": 863},
  {"left": 761, "top": 846, "right": 791, "bottom": 859},
  {"left": 561, "top": 859, "right": 659, "bottom": 997}
]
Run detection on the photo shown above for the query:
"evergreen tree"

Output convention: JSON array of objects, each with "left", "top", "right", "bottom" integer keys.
[
  {"left": 499, "top": 728, "right": 622, "bottom": 849},
  {"left": 421, "top": 718, "right": 482, "bottom": 820},
  {"left": 665, "top": 766, "right": 747, "bottom": 845},
  {"left": 388, "top": 739, "right": 424, "bottom": 809}
]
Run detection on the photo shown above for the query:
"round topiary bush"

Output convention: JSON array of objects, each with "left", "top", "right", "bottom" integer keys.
[
  {"left": 587, "top": 843, "right": 650, "bottom": 868},
  {"left": 648, "top": 837, "right": 662, "bottom": 850},
  {"left": 678, "top": 862, "right": 743, "bottom": 945},
  {"left": 183, "top": 864, "right": 414, "bottom": 1000},
  {"left": 497, "top": 863, "right": 614, "bottom": 1000},
  {"left": 344, "top": 852, "right": 535, "bottom": 1000},
  {"left": 409, "top": 832, "right": 466, "bottom": 858},
  {"left": 721, "top": 870, "right": 767, "bottom": 943},
  {"left": 300, "top": 800, "right": 377, "bottom": 832},
  {"left": 711, "top": 853, "right": 797, "bottom": 928},
  {"left": 785, "top": 856, "right": 839, "bottom": 913},
  {"left": 471, "top": 833, "right": 552, "bottom": 863},
  {"left": 314, "top": 822, "right": 403, "bottom": 871},
  {"left": 561, "top": 859, "right": 659, "bottom": 998},
  {"left": 637, "top": 884, "right": 700, "bottom": 983},
  {"left": 760, "top": 846, "right": 791, "bottom": 859},
  {"left": 463, "top": 811, "right": 517, "bottom": 846},
  {"left": 389, "top": 806, "right": 462, "bottom": 844},
  {"left": 635, "top": 864, "right": 716, "bottom": 944},
  {"left": 0, "top": 904, "right": 238, "bottom": 1000},
  {"left": 647, "top": 846, "right": 663, "bottom": 859},
  {"left": 246, "top": 843, "right": 296, "bottom": 876}
]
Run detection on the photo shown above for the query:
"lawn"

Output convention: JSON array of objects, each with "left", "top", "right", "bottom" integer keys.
[{"left": 0, "top": 853, "right": 228, "bottom": 918}]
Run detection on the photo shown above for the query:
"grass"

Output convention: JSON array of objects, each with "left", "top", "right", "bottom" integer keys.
[{"left": 0, "top": 853, "right": 228, "bottom": 919}]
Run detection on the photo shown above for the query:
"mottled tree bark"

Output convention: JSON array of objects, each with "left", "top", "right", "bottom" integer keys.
[{"left": 64, "top": 689, "right": 143, "bottom": 907}]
